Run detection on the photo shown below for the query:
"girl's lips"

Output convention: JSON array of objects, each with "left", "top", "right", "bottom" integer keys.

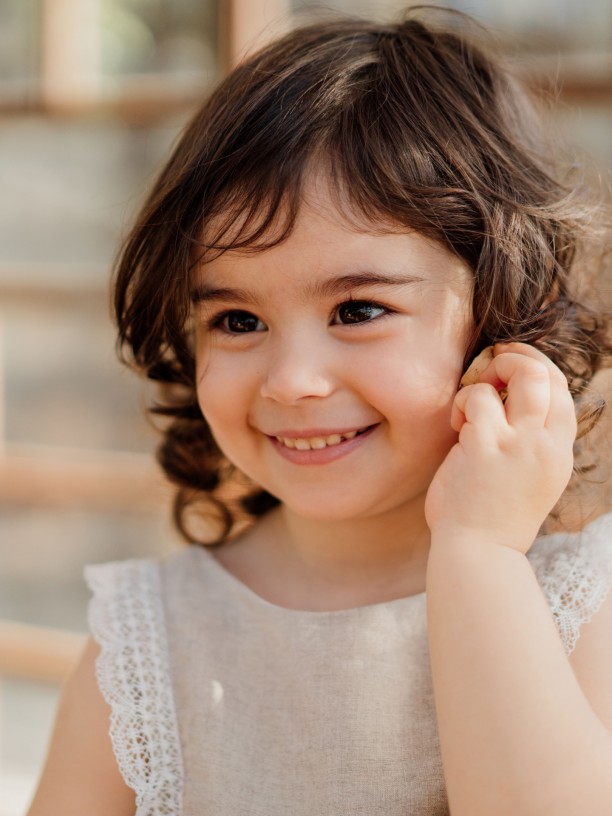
[{"left": 267, "top": 424, "right": 378, "bottom": 465}]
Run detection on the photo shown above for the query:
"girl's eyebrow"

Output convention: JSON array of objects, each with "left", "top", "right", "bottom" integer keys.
[
  {"left": 190, "top": 271, "right": 425, "bottom": 305},
  {"left": 305, "top": 272, "right": 426, "bottom": 298},
  {"left": 190, "top": 285, "right": 256, "bottom": 306}
]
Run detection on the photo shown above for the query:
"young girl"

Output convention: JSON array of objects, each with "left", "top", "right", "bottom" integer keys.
[{"left": 29, "top": 8, "right": 612, "bottom": 816}]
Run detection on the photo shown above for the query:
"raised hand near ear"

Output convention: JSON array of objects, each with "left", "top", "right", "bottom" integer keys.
[{"left": 425, "top": 343, "right": 577, "bottom": 553}]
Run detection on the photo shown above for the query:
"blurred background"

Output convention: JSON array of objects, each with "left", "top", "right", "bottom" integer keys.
[{"left": 0, "top": 1, "right": 611, "bottom": 813}]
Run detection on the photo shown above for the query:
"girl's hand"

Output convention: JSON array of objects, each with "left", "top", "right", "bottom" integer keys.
[{"left": 425, "top": 343, "right": 577, "bottom": 553}]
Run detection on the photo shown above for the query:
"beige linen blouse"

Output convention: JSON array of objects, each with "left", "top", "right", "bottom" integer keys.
[{"left": 86, "top": 512, "right": 612, "bottom": 815}]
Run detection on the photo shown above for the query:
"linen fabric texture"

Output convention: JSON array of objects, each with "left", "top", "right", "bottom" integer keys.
[{"left": 85, "top": 512, "right": 612, "bottom": 816}]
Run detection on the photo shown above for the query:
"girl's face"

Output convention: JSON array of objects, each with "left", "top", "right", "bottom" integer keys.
[{"left": 193, "top": 185, "right": 474, "bottom": 524}]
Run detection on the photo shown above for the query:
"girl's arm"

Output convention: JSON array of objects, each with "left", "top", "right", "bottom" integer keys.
[
  {"left": 27, "top": 637, "right": 135, "bottom": 816},
  {"left": 425, "top": 343, "right": 612, "bottom": 816}
]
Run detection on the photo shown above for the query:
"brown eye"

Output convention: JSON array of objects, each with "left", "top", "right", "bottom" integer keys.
[
  {"left": 221, "top": 310, "right": 265, "bottom": 333},
  {"left": 334, "top": 301, "right": 387, "bottom": 325}
]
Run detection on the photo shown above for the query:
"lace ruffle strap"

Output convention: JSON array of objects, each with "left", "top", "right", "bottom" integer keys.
[
  {"left": 529, "top": 513, "right": 612, "bottom": 656},
  {"left": 85, "top": 559, "right": 183, "bottom": 815}
]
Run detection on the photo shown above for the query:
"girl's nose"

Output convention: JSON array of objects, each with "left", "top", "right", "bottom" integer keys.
[{"left": 259, "top": 334, "right": 335, "bottom": 404}]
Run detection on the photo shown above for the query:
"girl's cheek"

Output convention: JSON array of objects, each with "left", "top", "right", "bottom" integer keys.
[
  {"left": 196, "top": 355, "right": 252, "bottom": 424},
  {"left": 372, "top": 348, "right": 462, "bottom": 405},
  {"left": 197, "top": 369, "right": 231, "bottom": 410}
]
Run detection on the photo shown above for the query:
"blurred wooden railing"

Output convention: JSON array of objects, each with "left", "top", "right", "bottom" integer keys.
[
  {"left": 0, "top": 266, "right": 170, "bottom": 511},
  {"left": 0, "top": 273, "right": 168, "bottom": 687},
  {"left": 1, "top": 0, "right": 292, "bottom": 119},
  {"left": 0, "top": 443, "right": 167, "bottom": 511},
  {"left": 0, "top": 264, "right": 107, "bottom": 308},
  {"left": 0, "top": 619, "right": 85, "bottom": 685},
  {"left": 3, "top": 1, "right": 612, "bottom": 120}
]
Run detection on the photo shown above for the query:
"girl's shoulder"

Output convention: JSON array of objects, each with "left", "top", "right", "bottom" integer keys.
[
  {"left": 528, "top": 511, "right": 612, "bottom": 655},
  {"left": 26, "top": 636, "right": 137, "bottom": 816}
]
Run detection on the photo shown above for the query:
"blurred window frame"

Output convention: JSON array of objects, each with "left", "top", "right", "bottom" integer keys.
[{"left": 0, "top": 0, "right": 296, "bottom": 122}]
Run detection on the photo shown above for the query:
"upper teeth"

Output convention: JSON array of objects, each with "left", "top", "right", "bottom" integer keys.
[{"left": 276, "top": 430, "right": 359, "bottom": 450}]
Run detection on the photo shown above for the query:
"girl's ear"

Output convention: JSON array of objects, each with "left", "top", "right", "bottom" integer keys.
[{"left": 459, "top": 346, "right": 495, "bottom": 388}]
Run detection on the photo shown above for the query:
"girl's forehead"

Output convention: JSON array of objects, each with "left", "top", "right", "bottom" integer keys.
[
  {"left": 201, "top": 175, "right": 423, "bottom": 259},
  {"left": 298, "top": 167, "right": 411, "bottom": 235},
  {"left": 196, "top": 171, "right": 473, "bottom": 290},
  {"left": 194, "top": 219, "right": 472, "bottom": 299}
]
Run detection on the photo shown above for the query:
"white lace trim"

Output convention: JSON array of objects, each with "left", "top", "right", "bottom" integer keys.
[
  {"left": 528, "top": 513, "right": 612, "bottom": 655},
  {"left": 85, "top": 559, "right": 184, "bottom": 815}
]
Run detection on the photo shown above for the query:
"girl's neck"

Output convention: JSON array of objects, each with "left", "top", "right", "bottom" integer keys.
[
  {"left": 278, "top": 503, "right": 430, "bottom": 587},
  {"left": 216, "top": 501, "right": 431, "bottom": 611}
]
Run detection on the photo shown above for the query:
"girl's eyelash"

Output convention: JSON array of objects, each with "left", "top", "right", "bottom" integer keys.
[
  {"left": 330, "top": 299, "right": 395, "bottom": 326},
  {"left": 207, "top": 311, "right": 233, "bottom": 330},
  {"left": 205, "top": 310, "right": 264, "bottom": 334},
  {"left": 203, "top": 309, "right": 266, "bottom": 337},
  {"left": 201, "top": 312, "right": 225, "bottom": 332}
]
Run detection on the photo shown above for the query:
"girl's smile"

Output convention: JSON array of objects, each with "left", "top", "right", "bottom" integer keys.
[
  {"left": 267, "top": 423, "right": 378, "bottom": 464},
  {"left": 193, "top": 179, "right": 474, "bottom": 523}
]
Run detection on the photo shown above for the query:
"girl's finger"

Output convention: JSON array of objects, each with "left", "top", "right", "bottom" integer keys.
[
  {"left": 492, "top": 343, "right": 576, "bottom": 434},
  {"left": 493, "top": 343, "right": 569, "bottom": 392},
  {"left": 452, "top": 382, "right": 507, "bottom": 434},
  {"left": 489, "top": 351, "right": 551, "bottom": 429}
]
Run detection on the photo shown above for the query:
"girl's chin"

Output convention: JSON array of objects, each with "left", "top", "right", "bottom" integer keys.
[
  {"left": 266, "top": 494, "right": 365, "bottom": 523},
  {"left": 276, "top": 493, "right": 409, "bottom": 525}
]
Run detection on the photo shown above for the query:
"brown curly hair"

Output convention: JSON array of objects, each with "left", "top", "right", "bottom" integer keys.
[{"left": 113, "top": 7, "right": 612, "bottom": 545}]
